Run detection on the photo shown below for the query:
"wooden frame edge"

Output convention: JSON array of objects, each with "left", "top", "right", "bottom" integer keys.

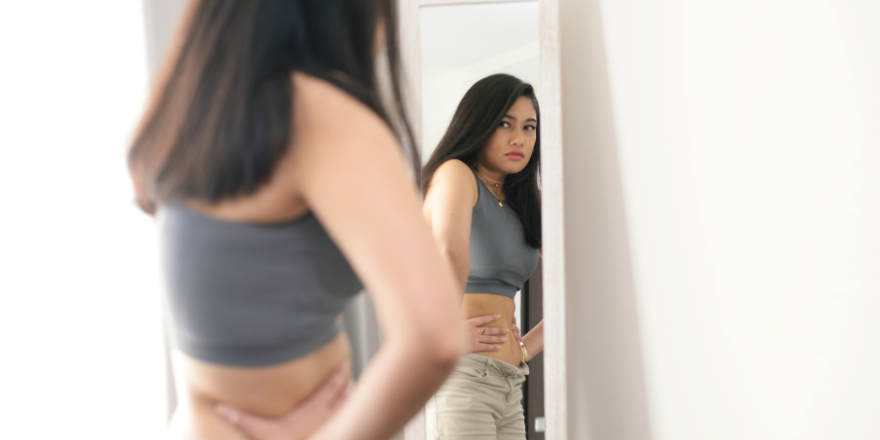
[{"left": 538, "top": 0, "right": 566, "bottom": 438}]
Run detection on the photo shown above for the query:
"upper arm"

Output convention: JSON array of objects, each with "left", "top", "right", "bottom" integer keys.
[
  {"left": 423, "top": 159, "right": 477, "bottom": 288},
  {"left": 288, "top": 75, "right": 460, "bottom": 344}
]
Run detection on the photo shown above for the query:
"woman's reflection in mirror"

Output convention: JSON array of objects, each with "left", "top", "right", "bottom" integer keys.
[{"left": 422, "top": 73, "right": 546, "bottom": 440}]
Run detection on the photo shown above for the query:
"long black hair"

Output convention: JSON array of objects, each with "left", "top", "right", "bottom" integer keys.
[
  {"left": 129, "top": 0, "right": 415, "bottom": 213},
  {"left": 422, "top": 74, "right": 541, "bottom": 248}
]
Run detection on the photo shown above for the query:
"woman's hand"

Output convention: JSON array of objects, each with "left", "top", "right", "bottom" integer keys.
[
  {"left": 216, "top": 363, "right": 353, "bottom": 440},
  {"left": 511, "top": 315, "right": 523, "bottom": 347},
  {"left": 511, "top": 315, "right": 526, "bottom": 362},
  {"left": 518, "top": 319, "right": 543, "bottom": 363},
  {"left": 464, "top": 314, "right": 509, "bottom": 354}
]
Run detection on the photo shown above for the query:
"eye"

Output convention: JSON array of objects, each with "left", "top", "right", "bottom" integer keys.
[
  {"left": 500, "top": 121, "right": 511, "bottom": 128},
  {"left": 525, "top": 125, "right": 536, "bottom": 131}
]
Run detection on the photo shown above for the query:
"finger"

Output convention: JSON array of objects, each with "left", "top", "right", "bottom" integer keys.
[
  {"left": 329, "top": 381, "right": 355, "bottom": 412},
  {"left": 215, "top": 404, "right": 277, "bottom": 440},
  {"left": 481, "top": 326, "right": 509, "bottom": 336},
  {"left": 302, "top": 363, "right": 350, "bottom": 409},
  {"left": 322, "top": 376, "right": 352, "bottom": 413},
  {"left": 479, "top": 335, "right": 507, "bottom": 344},
  {"left": 466, "top": 314, "right": 501, "bottom": 327},
  {"left": 215, "top": 404, "right": 242, "bottom": 426},
  {"left": 475, "top": 343, "right": 503, "bottom": 352}
]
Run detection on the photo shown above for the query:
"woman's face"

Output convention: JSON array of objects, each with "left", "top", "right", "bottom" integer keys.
[{"left": 476, "top": 96, "right": 538, "bottom": 176}]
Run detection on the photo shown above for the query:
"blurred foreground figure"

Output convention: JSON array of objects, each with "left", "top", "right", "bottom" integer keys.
[{"left": 128, "top": 1, "right": 462, "bottom": 439}]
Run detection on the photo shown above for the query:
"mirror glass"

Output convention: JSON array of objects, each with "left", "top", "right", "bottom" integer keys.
[
  {"left": 420, "top": 2, "right": 540, "bottom": 161},
  {"left": 420, "top": 0, "right": 541, "bottom": 342},
  {"left": 419, "top": 2, "right": 543, "bottom": 436},
  {"left": 420, "top": 1, "right": 540, "bottom": 325}
]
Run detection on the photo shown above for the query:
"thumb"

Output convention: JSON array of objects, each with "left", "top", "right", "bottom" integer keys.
[
  {"left": 302, "top": 362, "right": 350, "bottom": 409},
  {"left": 216, "top": 404, "right": 277, "bottom": 440},
  {"left": 330, "top": 381, "right": 356, "bottom": 412}
]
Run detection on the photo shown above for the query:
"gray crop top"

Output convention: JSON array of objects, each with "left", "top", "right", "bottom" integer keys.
[
  {"left": 465, "top": 170, "right": 540, "bottom": 298},
  {"left": 157, "top": 204, "right": 363, "bottom": 367}
]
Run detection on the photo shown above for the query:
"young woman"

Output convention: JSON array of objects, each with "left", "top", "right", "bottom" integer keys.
[
  {"left": 128, "top": 1, "right": 463, "bottom": 439},
  {"left": 205, "top": 74, "right": 543, "bottom": 440},
  {"left": 422, "top": 73, "right": 546, "bottom": 439}
]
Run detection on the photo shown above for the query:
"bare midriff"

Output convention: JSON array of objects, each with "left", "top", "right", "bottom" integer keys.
[
  {"left": 169, "top": 333, "right": 352, "bottom": 440},
  {"left": 461, "top": 293, "right": 523, "bottom": 366}
]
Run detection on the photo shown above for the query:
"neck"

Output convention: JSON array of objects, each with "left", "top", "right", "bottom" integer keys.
[{"left": 475, "top": 164, "right": 507, "bottom": 186}]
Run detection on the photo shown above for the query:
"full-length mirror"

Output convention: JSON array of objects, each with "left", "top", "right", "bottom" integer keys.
[{"left": 415, "top": 2, "right": 546, "bottom": 439}]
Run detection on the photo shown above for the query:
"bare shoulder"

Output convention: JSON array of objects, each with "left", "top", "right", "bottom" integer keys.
[
  {"left": 283, "top": 72, "right": 408, "bottom": 193},
  {"left": 432, "top": 159, "right": 475, "bottom": 188},
  {"left": 290, "top": 72, "right": 396, "bottom": 149},
  {"left": 428, "top": 159, "right": 477, "bottom": 206}
]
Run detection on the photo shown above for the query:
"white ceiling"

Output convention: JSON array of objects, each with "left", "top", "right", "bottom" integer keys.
[
  {"left": 420, "top": 1, "right": 540, "bottom": 78},
  {"left": 418, "top": 2, "right": 540, "bottom": 161}
]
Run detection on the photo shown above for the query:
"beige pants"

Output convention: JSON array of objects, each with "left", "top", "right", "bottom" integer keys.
[{"left": 427, "top": 353, "right": 529, "bottom": 440}]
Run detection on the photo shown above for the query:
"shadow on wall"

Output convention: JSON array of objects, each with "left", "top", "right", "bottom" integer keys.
[{"left": 559, "top": 0, "right": 653, "bottom": 439}]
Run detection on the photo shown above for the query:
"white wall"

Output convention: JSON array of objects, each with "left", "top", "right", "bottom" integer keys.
[
  {"left": 0, "top": 2, "right": 165, "bottom": 439},
  {"left": 559, "top": 0, "right": 880, "bottom": 439}
]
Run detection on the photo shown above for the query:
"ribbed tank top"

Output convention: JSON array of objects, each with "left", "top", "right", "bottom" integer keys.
[
  {"left": 157, "top": 204, "right": 363, "bottom": 367},
  {"left": 465, "top": 170, "right": 540, "bottom": 298}
]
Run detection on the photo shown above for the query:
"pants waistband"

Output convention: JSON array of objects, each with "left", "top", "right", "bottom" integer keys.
[{"left": 458, "top": 353, "right": 529, "bottom": 377}]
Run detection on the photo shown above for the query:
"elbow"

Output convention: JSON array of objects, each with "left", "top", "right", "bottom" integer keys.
[
  {"left": 437, "top": 335, "right": 463, "bottom": 370},
  {"left": 437, "top": 245, "right": 464, "bottom": 267},
  {"left": 417, "top": 327, "right": 462, "bottom": 372},
  {"left": 437, "top": 247, "right": 468, "bottom": 289}
]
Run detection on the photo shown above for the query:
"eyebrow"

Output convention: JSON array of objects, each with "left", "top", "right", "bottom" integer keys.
[{"left": 503, "top": 114, "right": 538, "bottom": 123}]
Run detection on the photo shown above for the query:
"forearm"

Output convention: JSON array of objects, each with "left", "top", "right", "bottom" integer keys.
[
  {"left": 521, "top": 320, "right": 544, "bottom": 361},
  {"left": 438, "top": 248, "right": 470, "bottom": 293},
  {"left": 309, "top": 338, "right": 457, "bottom": 440},
  {"left": 454, "top": 260, "right": 469, "bottom": 293}
]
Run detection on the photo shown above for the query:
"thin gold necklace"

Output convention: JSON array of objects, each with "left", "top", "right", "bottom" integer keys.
[{"left": 476, "top": 171, "right": 506, "bottom": 207}]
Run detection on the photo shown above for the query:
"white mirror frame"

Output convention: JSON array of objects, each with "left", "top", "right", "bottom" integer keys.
[{"left": 398, "top": 1, "right": 566, "bottom": 438}]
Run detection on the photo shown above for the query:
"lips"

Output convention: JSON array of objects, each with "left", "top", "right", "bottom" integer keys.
[{"left": 505, "top": 151, "right": 525, "bottom": 160}]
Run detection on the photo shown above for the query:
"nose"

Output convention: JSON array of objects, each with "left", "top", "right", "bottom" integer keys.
[{"left": 511, "top": 131, "right": 524, "bottom": 147}]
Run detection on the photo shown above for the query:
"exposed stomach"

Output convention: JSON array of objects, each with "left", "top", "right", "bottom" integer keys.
[
  {"left": 461, "top": 293, "right": 522, "bottom": 366},
  {"left": 169, "top": 332, "right": 352, "bottom": 440}
]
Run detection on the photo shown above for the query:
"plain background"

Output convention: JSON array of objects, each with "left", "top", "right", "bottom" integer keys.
[
  {"left": 0, "top": 2, "right": 166, "bottom": 440},
  {"left": 559, "top": 0, "right": 880, "bottom": 439},
  {"left": 1, "top": 1, "right": 878, "bottom": 439}
]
